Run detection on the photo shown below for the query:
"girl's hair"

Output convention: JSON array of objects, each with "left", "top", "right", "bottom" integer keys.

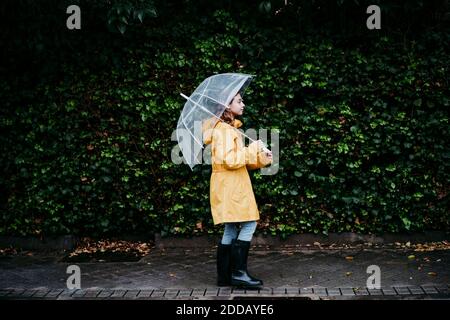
[
  {"left": 220, "top": 93, "right": 240, "bottom": 125},
  {"left": 220, "top": 108, "right": 234, "bottom": 125}
]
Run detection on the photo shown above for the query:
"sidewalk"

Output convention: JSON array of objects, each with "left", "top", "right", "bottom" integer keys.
[{"left": 1, "top": 244, "right": 449, "bottom": 300}]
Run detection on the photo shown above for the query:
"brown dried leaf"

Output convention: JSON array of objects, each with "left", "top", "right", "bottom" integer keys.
[{"left": 345, "top": 256, "right": 354, "bottom": 261}]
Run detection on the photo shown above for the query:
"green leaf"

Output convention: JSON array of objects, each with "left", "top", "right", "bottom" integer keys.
[
  {"left": 117, "top": 24, "right": 126, "bottom": 34},
  {"left": 413, "top": 98, "right": 422, "bottom": 107}
]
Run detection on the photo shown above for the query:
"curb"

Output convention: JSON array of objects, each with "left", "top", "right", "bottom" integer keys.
[
  {"left": 155, "top": 232, "right": 449, "bottom": 249},
  {"left": 1, "top": 231, "right": 448, "bottom": 251},
  {"left": 1, "top": 285, "right": 449, "bottom": 300}
]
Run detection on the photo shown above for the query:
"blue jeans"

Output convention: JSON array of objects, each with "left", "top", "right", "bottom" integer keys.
[{"left": 221, "top": 221, "right": 257, "bottom": 244}]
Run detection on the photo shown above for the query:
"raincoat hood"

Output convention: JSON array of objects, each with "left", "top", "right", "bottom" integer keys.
[{"left": 203, "top": 118, "right": 243, "bottom": 145}]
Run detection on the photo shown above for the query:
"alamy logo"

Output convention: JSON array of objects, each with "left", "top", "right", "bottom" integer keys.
[
  {"left": 66, "top": 5, "right": 81, "bottom": 30},
  {"left": 172, "top": 125, "right": 279, "bottom": 175},
  {"left": 66, "top": 265, "right": 81, "bottom": 289},
  {"left": 367, "top": 5, "right": 381, "bottom": 30},
  {"left": 366, "top": 265, "right": 381, "bottom": 289}
]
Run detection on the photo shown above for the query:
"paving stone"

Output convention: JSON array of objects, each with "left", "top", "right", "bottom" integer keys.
[
  {"left": 70, "top": 289, "right": 86, "bottom": 298},
  {"left": 340, "top": 288, "right": 355, "bottom": 296},
  {"left": 367, "top": 289, "right": 383, "bottom": 296},
  {"left": 110, "top": 290, "right": 127, "bottom": 298},
  {"left": 407, "top": 287, "right": 425, "bottom": 295},
  {"left": 205, "top": 288, "right": 218, "bottom": 296},
  {"left": 300, "top": 288, "right": 313, "bottom": 294},
  {"left": 0, "top": 290, "right": 12, "bottom": 297},
  {"left": 178, "top": 289, "right": 193, "bottom": 297},
  {"left": 6, "top": 289, "right": 25, "bottom": 297},
  {"left": 327, "top": 288, "right": 341, "bottom": 296},
  {"left": 97, "top": 290, "right": 114, "bottom": 298},
  {"left": 313, "top": 287, "right": 327, "bottom": 296},
  {"left": 45, "top": 289, "right": 64, "bottom": 298},
  {"left": 434, "top": 286, "right": 450, "bottom": 294},
  {"left": 21, "top": 289, "right": 37, "bottom": 298},
  {"left": 394, "top": 287, "right": 411, "bottom": 295},
  {"left": 354, "top": 288, "right": 369, "bottom": 296},
  {"left": 124, "top": 290, "right": 139, "bottom": 298},
  {"left": 258, "top": 288, "right": 273, "bottom": 295},
  {"left": 286, "top": 287, "right": 300, "bottom": 294},
  {"left": 164, "top": 289, "right": 180, "bottom": 298},
  {"left": 273, "top": 288, "right": 286, "bottom": 295},
  {"left": 218, "top": 288, "right": 232, "bottom": 296},
  {"left": 33, "top": 289, "right": 51, "bottom": 298},
  {"left": 58, "top": 290, "right": 78, "bottom": 298},
  {"left": 150, "top": 290, "right": 165, "bottom": 298},
  {"left": 421, "top": 286, "right": 438, "bottom": 294},
  {"left": 191, "top": 288, "right": 205, "bottom": 296},
  {"left": 382, "top": 288, "right": 397, "bottom": 296},
  {"left": 231, "top": 288, "right": 246, "bottom": 295},
  {"left": 84, "top": 290, "right": 101, "bottom": 298},
  {"left": 136, "top": 290, "right": 153, "bottom": 298}
]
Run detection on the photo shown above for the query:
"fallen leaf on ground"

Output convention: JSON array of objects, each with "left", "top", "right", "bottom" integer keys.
[{"left": 345, "top": 256, "right": 354, "bottom": 261}]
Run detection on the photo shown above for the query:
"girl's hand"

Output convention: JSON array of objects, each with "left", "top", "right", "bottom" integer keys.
[{"left": 255, "top": 140, "right": 272, "bottom": 159}]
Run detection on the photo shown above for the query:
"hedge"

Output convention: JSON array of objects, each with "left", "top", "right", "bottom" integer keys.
[{"left": 0, "top": 1, "right": 449, "bottom": 237}]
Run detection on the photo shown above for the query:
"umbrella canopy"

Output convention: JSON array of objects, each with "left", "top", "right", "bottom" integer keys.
[{"left": 176, "top": 73, "right": 255, "bottom": 170}]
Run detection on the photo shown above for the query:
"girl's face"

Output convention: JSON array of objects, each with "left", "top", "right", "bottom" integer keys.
[{"left": 227, "top": 93, "right": 245, "bottom": 116}]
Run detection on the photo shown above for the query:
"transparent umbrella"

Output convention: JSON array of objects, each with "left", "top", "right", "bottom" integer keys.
[{"left": 176, "top": 73, "right": 268, "bottom": 170}]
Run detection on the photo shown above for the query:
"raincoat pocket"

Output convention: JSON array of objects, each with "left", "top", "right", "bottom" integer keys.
[{"left": 230, "top": 177, "right": 246, "bottom": 203}]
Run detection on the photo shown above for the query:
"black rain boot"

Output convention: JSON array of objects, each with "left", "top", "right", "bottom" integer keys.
[
  {"left": 230, "top": 239, "right": 263, "bottom": 288},
  {"left": 217, "top": 242, "right": 232, "bottom": 286}
]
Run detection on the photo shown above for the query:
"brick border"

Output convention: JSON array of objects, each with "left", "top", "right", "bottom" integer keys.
[{"left": 1, "top": 285, "right": 448, "bottom": 300}]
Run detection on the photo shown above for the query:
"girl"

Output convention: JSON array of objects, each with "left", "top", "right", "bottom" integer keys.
[{"left": 203, "top": 92, "right": 272, "bottom": 288}]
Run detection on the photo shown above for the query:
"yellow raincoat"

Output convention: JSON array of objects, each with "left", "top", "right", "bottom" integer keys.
[{"left": 203, "top": 118, "right": 272, "bottom": 225}]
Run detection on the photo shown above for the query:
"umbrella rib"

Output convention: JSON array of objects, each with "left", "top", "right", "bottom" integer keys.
[
  {"left": 183, "top": 79, "right": 211, "bottom": 121},
  {"left": 180, "top": 115, "right": 204, "bottom": 148},
  {"left": 177, "top": 122, "right": 200, "bottom": 171},
  {"left": 191, "top": 92, "right": 227, "bottom": 108}
]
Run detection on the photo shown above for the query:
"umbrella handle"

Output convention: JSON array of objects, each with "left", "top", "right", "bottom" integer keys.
[{"left": 258, "top": 142, "right": 271, "bottom": 154}]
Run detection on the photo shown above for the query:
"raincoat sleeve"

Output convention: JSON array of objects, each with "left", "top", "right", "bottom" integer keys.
[
  {"left": 213, "top": 128, "right": 260, "bottom": 170},
  {"left": 246, "top": 150, "right": 273, "bottom": 171}
]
